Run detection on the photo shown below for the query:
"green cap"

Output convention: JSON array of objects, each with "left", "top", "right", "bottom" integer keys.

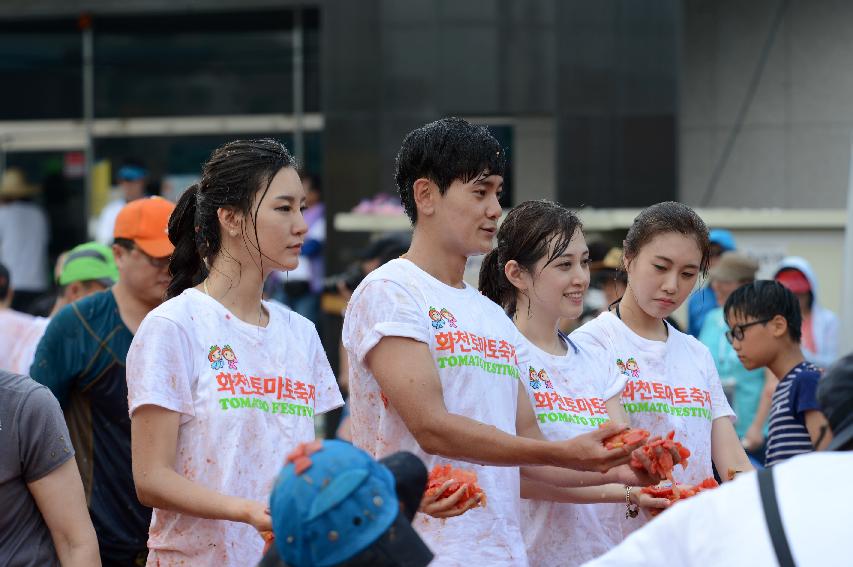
[{"left": 59, "top": 242, "right": 119, "bottom": 286}]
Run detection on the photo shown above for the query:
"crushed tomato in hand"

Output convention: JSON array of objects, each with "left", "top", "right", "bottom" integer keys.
[{"left": 426, "top": 464, "right": 487, "bottom": 509}]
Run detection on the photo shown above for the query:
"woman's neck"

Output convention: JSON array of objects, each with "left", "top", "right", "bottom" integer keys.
[
  {"left": 615, "top": 285, "right": 668, "bottom": 341},
  {"left": 403, "top": 231, "right": 468, "bottom": 288},
  {"left": 513, "top": 299, "right": 566, "bottom": 356},
  {"left": 203, "top": 253, "right": 267, "bottom": 326}
]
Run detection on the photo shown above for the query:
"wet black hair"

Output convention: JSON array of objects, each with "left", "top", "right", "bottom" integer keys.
[
  {"left": 167, "top": 138, "right": 298, "bottom": 299},
  {"left": 723, "top": 280, "right": 802, "bottom": 343},
  {"left": 394, "top": 117, "right": 506, "bottom": 224},
  {"left": 479, "top": 200, "right": 583, "bottom": 316},
  {"left": 624, "top": 201, "right": 712, "bottom": 276}
]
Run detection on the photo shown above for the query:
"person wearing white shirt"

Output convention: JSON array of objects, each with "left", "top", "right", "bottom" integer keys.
[
  {"left": 0, "top": 168, "right": 48, "bottom": 312},
  {"left": 95, "top": 162, "right": 147, "bottom": 245},
  {"left": 585, "top": 352, "right": 853, "bottom": 567}
]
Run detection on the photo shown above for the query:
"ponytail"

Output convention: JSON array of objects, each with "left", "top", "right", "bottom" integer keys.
[
  {"left": 167, "top": 184, "right": 205, "bottom": 299},
  {"left": 165, "top": 138, "right": 297, "bottom": 300},
  {"left": 479, "top": 248, "right": 516, "bottom": 315}
]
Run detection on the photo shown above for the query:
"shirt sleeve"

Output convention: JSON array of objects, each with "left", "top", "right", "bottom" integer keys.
[
  {"left": 308, "top": 325, "right": 344, "bottom": 415},
  {"left": 342, "top": 278, "right": 429, "bottom": 365},
  {"left": 703, "top": 347, "right": 736, "bottom": 422},
  {"left": 18, "top": 384, "right": 75, "bottom": 483},
  {"left": 126, "top": 315, "right": 195, "bottom": 420},
  {"left": 571, "top": 320, "right": 626, "bottom": 400},
  {"left": 793, "top": 372, "right": 821, "bottom": 419},
  {"left": 28, "top": 305, "right": 85, "bottom": 407}
]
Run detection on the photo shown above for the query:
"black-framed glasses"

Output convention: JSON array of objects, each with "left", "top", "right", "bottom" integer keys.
[{"left": 725, "top": 318, "right": 773, "bottom": 344}]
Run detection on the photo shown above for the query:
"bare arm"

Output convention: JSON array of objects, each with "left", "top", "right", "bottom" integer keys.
[
  {"left": 711, "top": 417, "right": 754, "bottom": 480},
  {"left": 131, "top": 405, "right": 271, "bottom": 533},
  {"left": 743, "top": 369, "right": 777, "bottom": 450},
  {"left": 804, "top": 410, "right": 833, "bottom": 450},
  {"left": 28, "top": 459, "right": 100, "bottom": 567},
  {"left": 366, "top": 336, "right": 633, "bottom": 472},
  {"left": 520, "top": 478, "right": 669, "bottom": 513},
  {"left": 606, "top": 394, "right": 630, "bottom": 425},
  {"left": 515, "top": 388, "right": 643, "bottom": 486}
]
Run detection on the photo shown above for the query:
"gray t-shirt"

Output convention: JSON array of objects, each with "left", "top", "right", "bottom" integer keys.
[{"left": 0, "top": 371, "right": 75, "bottom": 566}]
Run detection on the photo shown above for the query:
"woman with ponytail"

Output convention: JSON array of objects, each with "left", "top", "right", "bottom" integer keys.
[
  {"left": 125, "top": 139, "right": 343, "bottom": 567},
  {"left": 479, "top": 200, "right": 669, "bottom": 566},
  {"left": 571, "top": 202, "right": 754, "bottom": 532}
]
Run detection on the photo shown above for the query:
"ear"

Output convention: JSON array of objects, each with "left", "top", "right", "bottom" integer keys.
[
  {"left": 112, "top": 243, "right": 129, "bottom": 266},
  {"left": 769, "top": 314, "right": 789, "bottom": 339},
  {"left": 504, "top": 259, "right": 528, "bottom": 292},
  {"left": 620, "top": 240, "right": 632, "bottom": 271},
  {"left": 217, "top": 207, "right": 244, "bottom": 238},
  {"left": 412, "top": 178, "right": 437, "bottom": 218},
  {"left": 65, "top": 281, "right": 83, "bottom": 302}
]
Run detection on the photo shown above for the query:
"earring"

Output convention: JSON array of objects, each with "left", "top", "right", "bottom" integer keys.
[{"left": 230, "top": 231, "right": 236, "bottom": 237}]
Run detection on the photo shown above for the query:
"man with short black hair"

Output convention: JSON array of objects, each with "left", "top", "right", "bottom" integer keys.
[
  {"left": 31, "top": 196, "right": 174, "bottom": 566},
  {"left": 343, "top": 118, "right": 644, "bottom": 566}
]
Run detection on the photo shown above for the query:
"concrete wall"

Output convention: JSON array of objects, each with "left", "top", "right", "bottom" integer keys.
[{"left": 680, "top": 0, "right": 853, "bottom": 208}]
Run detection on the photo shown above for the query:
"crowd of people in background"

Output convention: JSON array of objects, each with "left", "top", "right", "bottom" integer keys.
[{"left": 0, "top": 117, "right": 848, "bottom": 567}]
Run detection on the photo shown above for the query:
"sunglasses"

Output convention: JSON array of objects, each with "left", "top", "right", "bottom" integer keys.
[
  {"left": 130, "top": 244, "right": 170, "bottom": 269},
  {"left": 725, "top": 318, "right": 773, "bottom": 344}
]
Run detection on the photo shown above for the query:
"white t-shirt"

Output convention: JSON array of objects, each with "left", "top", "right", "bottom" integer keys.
[
  {"left": 0, "top": 309, "right": 41, "bottom": 373},
  {"left": 8, "top": 316, "right": 50, "bottom": 375},
  {"left": 95, "top": 199, "right": 125, "bottom": 245},
  {"left": 519, "top": 333, "right": 624, "bottom": 566},
  {"left": 126, "top": 288, "right": 343, "bottom": 567},
  {"left": 0, "top": 202, "right": 48, "bottom": 292},
  {"left": 342, "top": 259, "right": 528, "bottom": 567},
  {"left": 571, "top": 312, "right": 734, "bottom": 532},
  {"left": 584, "top": 451, "right": 853, "bottom": 567}
]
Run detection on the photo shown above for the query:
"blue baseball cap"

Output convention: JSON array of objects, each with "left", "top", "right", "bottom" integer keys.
[
  {"left": 117, "top": 165, "right": 147, "bottom": 182},
  {"left": 709, "top": 229, "right": 736, "bottom": 252},
  {"left": 270, "top": 440, "right": 433, "bottom": 567}
]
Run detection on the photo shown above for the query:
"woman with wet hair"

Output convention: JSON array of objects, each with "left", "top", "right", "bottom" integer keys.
[
  {"left": 571, "top": 202, "right": 753, "bottom": 529},
  {"left": 126, "top": 139, "right": 343, "bottom": 567},
  {"left": 479, "top": 200, "right": 668, "bottom": 565}
]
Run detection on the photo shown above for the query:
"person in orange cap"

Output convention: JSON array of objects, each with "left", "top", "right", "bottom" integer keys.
[{"left": 30, "top": 195, "right": 175, "bottom": 566}]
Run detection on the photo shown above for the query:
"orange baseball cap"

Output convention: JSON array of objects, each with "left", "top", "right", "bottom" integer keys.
[{"left": 113, "top": 196, "right": 176, "bottom": 258}]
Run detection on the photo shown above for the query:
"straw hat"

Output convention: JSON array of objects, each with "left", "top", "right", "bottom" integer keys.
[
  {"left": 0, "top": 168, "right": 39, "bottom": 199},
  {"left": 709, "top": 251, "right": 758, "bottom": 282}
]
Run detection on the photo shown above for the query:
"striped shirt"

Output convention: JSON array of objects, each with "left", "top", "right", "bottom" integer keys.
[{"left": 765, "top": 361, "right": 822, "bottom": 467}]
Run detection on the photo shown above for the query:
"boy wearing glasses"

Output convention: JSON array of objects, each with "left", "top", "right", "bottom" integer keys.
[
  {"left": 723, "top": 280, "right": 832, "bottom": 467},
  {"left": 30, "top": 196, "right": 175, "bottom": 566}
]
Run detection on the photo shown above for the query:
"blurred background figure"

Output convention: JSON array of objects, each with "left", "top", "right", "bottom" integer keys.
[
  {"left": 330, "top": 233, "right": 410, "bottom": 442},
  {"left": 593, "top": 247, "right": 628, "bottom": 310},
  {"left": 96, "top": 159, "right": 148, "bottom": 245},
  {"left": 7, "top": 242, "right": 118, "bottom": 375},
  {"left": 0, "top": 168, "right": 49, "bottom": 314},
  {"left": 267, "top": 172, "right": 326, "bottom": 324},
  {"left": 773, "top": 256, "right": 839, "bottom": 369},
  {"left": 0, "top": 262, "right": 42, "bottom": 360},
  {"left": 688, "top": 228, "right": 736, "bottom": 337},
  {"left": 697, "top": 251, "right": 764, "bottom": 462}
]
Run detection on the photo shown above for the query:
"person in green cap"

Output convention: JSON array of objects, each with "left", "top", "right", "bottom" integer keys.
[{"left": 8, "top": 242, "right": 118, "bottom": 374}]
